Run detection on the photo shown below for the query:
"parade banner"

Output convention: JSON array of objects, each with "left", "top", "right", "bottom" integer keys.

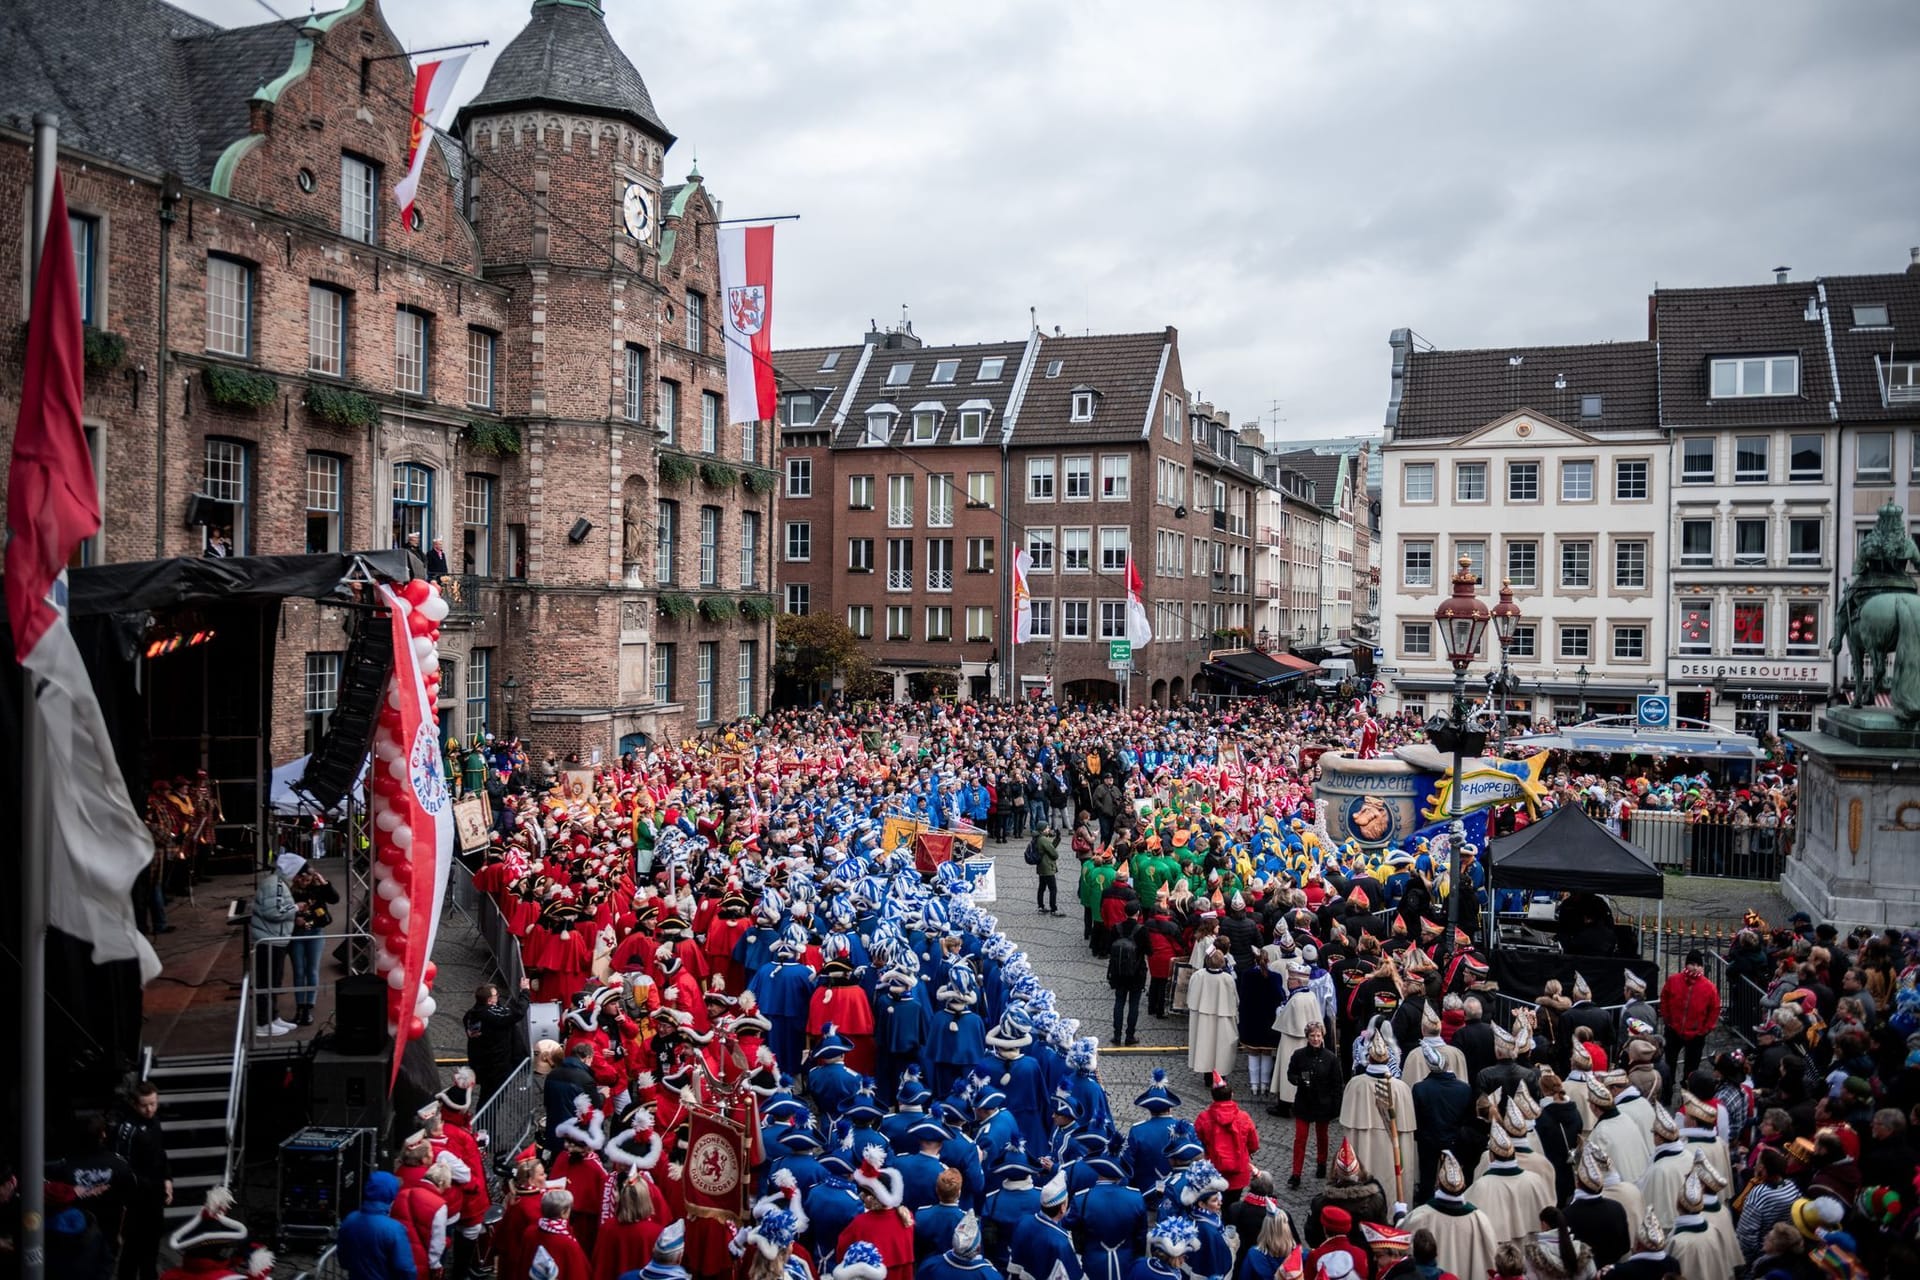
[
  {"left": 913, "top": 830, "right": 954, "bottom": 875},
  {"left": 683, "top": 1103, "right": 749, "bottom": 1222},
  {"left": 1419, "top": 751, "right": 1549, "bottom": 823}
]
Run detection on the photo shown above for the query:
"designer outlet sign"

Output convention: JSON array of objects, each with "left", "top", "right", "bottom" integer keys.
[{"left": 1667, "top": 657, "right": 1832, "bottom": 684}]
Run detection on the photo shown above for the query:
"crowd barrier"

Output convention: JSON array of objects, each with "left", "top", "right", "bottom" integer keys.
[{"left": 1625, "top": 809, "right": 1792, "bottom": 880}]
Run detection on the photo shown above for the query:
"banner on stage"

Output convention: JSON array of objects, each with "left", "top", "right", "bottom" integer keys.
[{"left": 1419, "top": 751, "right": 1549, "bottom": 822}]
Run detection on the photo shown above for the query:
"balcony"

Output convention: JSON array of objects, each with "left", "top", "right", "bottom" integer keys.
[
  {"left": 440, "top": 573, "right": 491, "bottom": 626},
  {"left": 927, "top": 569, "right": 953, "bottom": 591},
  {"left": 887, "top": 569, "right": 913, "bottom": 591},
  {"left": 1262, "top": 583, "right": 1280, "bottom": 599},
  {"left": 887, "top": 504, "right": 914, "bottom": 528},
  {"left": 1262, "top": 529, "right": 1281, "bottom": 547}
]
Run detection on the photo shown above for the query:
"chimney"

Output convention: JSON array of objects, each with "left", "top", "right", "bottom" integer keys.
[
  {"left": 1384, "top": 328, "right": 1412, "bottom": 437},
  {"left": 1910, "top": 246, "right": 1920, "bottom": 273},
  {"left": 1774, "top": 265, "right": 1791, "bottom": 284}
]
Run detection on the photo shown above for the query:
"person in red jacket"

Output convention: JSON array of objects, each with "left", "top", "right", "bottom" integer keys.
[
  {"left": 391, "top": 1164, "right": 451, "bottom": 1280},
  {"left": 494, "top": 1152, "right": 547, "bottom": 1280},
  {"left": 1658, "top": 950, "right": 1720, "bottom": 1102},
  {"left": 1194, "top": 1073, "right": 1261, "bottom": 1208},
  {"left": 517, "top": 1190, "right": 590, "bottom": 1280},
  {"left": 1142, "top": 904, "right": 1183, "bottom": 1019},
  {"left": 838, "top": 1148, "right": 915, "bottom": 1280}
]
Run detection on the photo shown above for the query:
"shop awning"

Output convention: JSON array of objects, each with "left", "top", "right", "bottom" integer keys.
[
  {"left": 1271, "top": 651, "right": 1321, "bottom": 674},
  {"left": 1506, "top": 725, "right": 1764, "bottom": 760},
  {"left": 1205, "top": 649, "right": 1312, "bottom": 688}
]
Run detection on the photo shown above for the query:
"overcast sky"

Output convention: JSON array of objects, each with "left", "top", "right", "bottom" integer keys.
[{"left": 180, "top": 0, "right": 1920, "bottom": 439}]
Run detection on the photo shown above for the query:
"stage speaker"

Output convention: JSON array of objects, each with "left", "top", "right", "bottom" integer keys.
[
  {"left": 309, "top": 1045, "right": 392, "bottom": 1133},
  {"left": 299, "top": 607, "right": 394, "bottom": 811},
  {"left": 567, "top": 517, "right": 593, "bottom": 544},
  {"left": 184, "top": 493, "right": 235, "bottom": 528},
  {"left": 278, "top": 1127, "right": 375, "bottom": 1244},
  {"left": 332, "top": 973, "right": 390, "bottom": 1056}
]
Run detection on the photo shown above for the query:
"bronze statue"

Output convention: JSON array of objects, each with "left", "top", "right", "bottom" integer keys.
[{"left": 1834, "top": 501, "right": 1920, "bottom": 717}]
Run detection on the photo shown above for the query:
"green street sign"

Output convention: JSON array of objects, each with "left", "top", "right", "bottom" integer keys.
[{"left": 1108, "top": 639, "right": 1132, "bottom": 663}]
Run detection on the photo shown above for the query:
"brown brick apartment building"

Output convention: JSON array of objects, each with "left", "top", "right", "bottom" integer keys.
[{"left": 1, "top": 0, "right": 773, "bottom": 769}]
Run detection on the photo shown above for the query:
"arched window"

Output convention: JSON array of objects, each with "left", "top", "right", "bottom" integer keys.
[{"left": 392, "top": 462, "right": 434, "bottom": 552}]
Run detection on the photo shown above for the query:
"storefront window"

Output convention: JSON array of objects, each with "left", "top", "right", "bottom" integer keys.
[
  {"left": 1786, "top": 603, "right": 1820, "bottom": 655},
  {"left": 1732, "top": 601, "right": 1766, "bottom": 654},
  {"left": 1677, "top": 600, "right": 1713, "bottom": 655},
  {"left": 1736, "top": 692, "right": 1814, "bottom": 738}
]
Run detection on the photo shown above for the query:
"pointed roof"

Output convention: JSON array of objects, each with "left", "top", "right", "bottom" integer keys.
[
  {"left": 1489, "top": 801, "right": 1663, "bottom": 898},
  {"left": 1394, "top": 340, "right": 1657, "bottom": 441},
  {"left": 458, "top": 0, "right": 673, "bottom": 145}
]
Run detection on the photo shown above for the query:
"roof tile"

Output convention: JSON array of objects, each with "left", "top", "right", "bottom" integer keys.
[
  {"left": 1394, "top": 340, "right": 1657, "bottom": 441},
  {"left": 1653, "top": 281, "right": 1837, "bottom": 427}
]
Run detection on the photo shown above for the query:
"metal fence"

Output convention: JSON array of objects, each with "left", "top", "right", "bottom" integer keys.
[
  {"left": 1625, "top": 810, "right": 1792, "bottom": 880},
  {"left": 293, "top": 1246, "right": 346, "bottom": 1280},
  {"left": 470, "top": 1057, "right": 539, "bottom": 1201},
  {"left": 449, "top": 865, "right": 525, "bottom": 991}
]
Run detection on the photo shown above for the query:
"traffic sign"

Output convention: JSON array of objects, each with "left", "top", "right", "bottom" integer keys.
[
  {"left": 1108, "top": 639, "right": 1132, "bottom": 663},
  {"left": 1373, "top": 646, "right": 1386, "bottom": 660},
  {"left": 1637, "top": 694, "right": 1671, "bottom": 729}
]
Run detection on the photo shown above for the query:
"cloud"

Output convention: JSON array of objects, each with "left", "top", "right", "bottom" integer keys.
[{"left": 181, "top": 0, "right": 1920, "bottom": 437}]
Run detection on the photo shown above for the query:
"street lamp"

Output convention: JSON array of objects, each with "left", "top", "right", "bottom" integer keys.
[
  {"left": 1575, "top": 663, "right": 1590, "bottom": 723},
  {"left": 1257, "top": 626, "right": 1271, "bottom": 652},
  {"left": 502, "top": 673, "right": 520, "bottom": 738},
  {"left": 1430, "top": 556, "right": 1490, "bottom": 963},
  {"left": 1488, "top": 578, "right": 1524, "bottom": 748}
]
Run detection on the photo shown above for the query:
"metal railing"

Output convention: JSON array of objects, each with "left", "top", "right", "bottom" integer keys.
[
  {"left": 927, "top": 569, "right": 952, "bottom": 591},
  {"left": 1624, "top": 810, "right": 1792, "bottom": 879},
  {"left": 887, "top": 569, "right": 913, "bottom": 591},
  {"left": 293, "top": 1246, "right": 347, "bottom": 1280},
  {"left": 470, "top": 1058, "right": 539, "bottom": 1201},
  {"left": 246, "top": 930, "right": 377, "bottom": 1048},
  {"left": 226, "top": 971, "right": 250, "bottom": 1190}
]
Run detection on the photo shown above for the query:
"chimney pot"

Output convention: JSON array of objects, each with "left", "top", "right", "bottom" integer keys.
[
  {"left": 1910, "top": 246, "right": 1920, "bottom": 270},
  {"left": 1774, "top": 265, "right": 1790, "bottom": 284}
]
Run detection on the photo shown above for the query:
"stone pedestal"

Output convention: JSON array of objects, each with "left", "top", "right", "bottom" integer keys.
[{"left": 1781, "top": 712, "right": 1920, "bottom": 929}]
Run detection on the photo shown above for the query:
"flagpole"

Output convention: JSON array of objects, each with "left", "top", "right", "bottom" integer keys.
[{"left": 21, "top": 109, "right": 58, "bottom": 1280}]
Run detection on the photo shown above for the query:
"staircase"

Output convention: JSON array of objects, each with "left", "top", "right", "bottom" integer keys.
[{"left": 150, "top": 1053, "right": 238, "bottom": 1227}]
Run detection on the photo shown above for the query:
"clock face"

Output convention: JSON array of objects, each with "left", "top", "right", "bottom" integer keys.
[{"left": 621, "top": 182, "right": 651, "bottom": 242}]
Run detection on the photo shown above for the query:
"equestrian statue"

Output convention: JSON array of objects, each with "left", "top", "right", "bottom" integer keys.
[{"left": 1834, "top": 501, "right": 1920, "bottom": 719}]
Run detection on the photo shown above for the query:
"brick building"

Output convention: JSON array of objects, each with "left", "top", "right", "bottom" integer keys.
[{"left": 1, "top": 0, "right": 773, "bottom": 770}]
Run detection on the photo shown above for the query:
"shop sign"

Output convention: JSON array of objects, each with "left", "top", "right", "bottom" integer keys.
[{"left": 1666, "top": 657, "right": 1831, "bottom": 684}]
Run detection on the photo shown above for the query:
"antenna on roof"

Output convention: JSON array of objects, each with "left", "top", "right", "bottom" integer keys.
[
  {"left": 1554, "top": 373, "right": 1567, "bottom": 390},
  {"left": 1029, "top": 306, "right": 1037, "bottom": 335}
]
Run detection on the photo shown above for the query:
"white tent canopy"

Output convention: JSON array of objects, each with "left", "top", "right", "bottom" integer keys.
[{"left": 270, "top": 753, "right": 367, "bottom": 816}]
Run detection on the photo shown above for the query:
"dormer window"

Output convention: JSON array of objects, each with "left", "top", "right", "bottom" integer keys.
[
  {"left": 1070, "top": 388, "right": 1096, "bottom": 422},
  {"left": 1853, "top": 304, "right": 1891, "bottom": 328},
  {"left": 786, "top": 393, "right": 818, "bottom": 427},
  {"left": 931, "top": 359, "right": 959, "bottom": 384},
  {"left": 1881, "top": 355, "right": 1920, "bottom": 405},
  {"left": 1710, "top": 355, "right": 1798, "bottom": 398},
  {"left": 864, "top": 405, "right": 898, "bottom": 446},
  {"left": 977, "top": 357, "right": 1005, "bottom": 382},
  {"left": 910, "top": 403, "right": 943, "bottom": 443},
  {"left": 957, "top": 400, "right": 991, "bottom": 442},
  {"left": 886, "top": 363, "right": 913, "bottom": 387}
]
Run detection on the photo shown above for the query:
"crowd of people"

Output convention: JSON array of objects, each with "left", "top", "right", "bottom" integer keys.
[{"left": 45, "top": 693, "right": 1914, "bottom": 1280}]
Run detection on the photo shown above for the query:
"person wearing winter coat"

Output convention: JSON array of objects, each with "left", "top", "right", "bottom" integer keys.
[
  {"left": 1033, "top": 827, "right": 1062, "bottom": 916},
  {"left": 1140, "top": 906, "right": 1182, "bottom": 1020},
  {"left": 338, "top": 1172, "right": 418, "bottom": 1280},
  {"left": 1107, "top": 915, "right": 1149, "bottom": 1047},
  {"left": 249, "top": 852, "right": 301, "bottom": 1035},
  {"left": 1194, "top": 1078, "right": 1260, "bottom": 1207},
  {"left": 1283, "top": 1021, "right": 1343, "bottom": 1189},
  {"left": 1187, "top": 949, "right": 1240, "bottom": 1079}
]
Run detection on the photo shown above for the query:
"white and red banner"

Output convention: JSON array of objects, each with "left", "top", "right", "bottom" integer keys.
[
  {"left": 369, "top": 580, "right": 455, "bottom": 1086},
  {"left": 1012, "top": 547, "right": 1033, "bottom": 644},
  {"left": 1125, "top": 552, "right": 1153, "bottom": 648},
  {"left": 7, "top": 178, "right": 160, "bottom": 984},
  {"left": 718, "top": 224, "right": 776, "bottom": 425},
  {"left": 393, "top": 54, "right": 470, "bottom": 228}
]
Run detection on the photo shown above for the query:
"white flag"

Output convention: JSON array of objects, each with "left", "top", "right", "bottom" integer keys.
[
  {"left": 1013, "top": 547, "right": 1033, "bottom": 644},
  {"left": 1125, "top": 552, "right": 1153, "bottom": 648},
  {"left": 393, "top": 54, "right": 470, "bottom": 225}
]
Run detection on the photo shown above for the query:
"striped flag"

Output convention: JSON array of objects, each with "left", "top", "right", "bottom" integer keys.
[
  {"left": 1012, "top": 547, "right": 1033, "bottom": 644},
  {"left": 1125, "top": 552, "right": 1153, "bottom": 648},
  {"left": 718, "top": 224, "right": 777, "bottom": 424},
  {"left": 393, "top": 54, "right": 470, "bottom": 228}
]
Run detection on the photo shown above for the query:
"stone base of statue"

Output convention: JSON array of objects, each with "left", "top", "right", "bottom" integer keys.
[{"left": 1781, "top": 709, "right": 1920, "bottom": 929}]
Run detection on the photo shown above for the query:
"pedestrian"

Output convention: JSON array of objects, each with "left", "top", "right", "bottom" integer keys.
[
  {"left": 1187, "top": 948, "right": 1240, "bottom": 1081},
  {"left": 463, "top": 977, "right": 533, "bottom": 1106},
  {"left": 250, "top": 850, "right": 301, "bottom": 1036},
  {"left": 1141, "top": 902, "right": 1181, "bottom": 1020},
  {"left": 1282, "top": 1021, "right": 1342, "bottom": 1189},
  {"left": 1106, "top": 909, "right": 1148, "bottom": 1047},
  {"left": 110, "top": 1082, "right": 171, "bottom": 1280},
  {"left": 1032, "top": 825, "right": 1061, "bottom": 917},
  {"left": 338, "top": 1172, "right": 418, "bottom": 1280},
  {"left": 1194, "top": 1074, "right": 1260, "bottom": 1208},
  {"left": 1657, "top": 950, "right": 1719, "bottom": 1099},
  {"left": 287, "top": 856, "right": 339, "bottom": 1027}
]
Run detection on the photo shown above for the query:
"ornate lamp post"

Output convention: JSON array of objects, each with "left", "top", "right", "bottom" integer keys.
[
  {"left": 502, "top": 673, "right": 520, "bottom": 738},
  {"left": 1489, "top": 578, "right": 1524, "bottom": 749},
  {"left": 1430, "top": 556, "right": 1490, "bottom": 961},
  {"left": 1575, "top": 663, "right": 1590, "bottom": 723}
]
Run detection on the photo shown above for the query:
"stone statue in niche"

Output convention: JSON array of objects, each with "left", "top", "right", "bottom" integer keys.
[{"left": 621, "top": 496, "right": 647, "bottom": 566}]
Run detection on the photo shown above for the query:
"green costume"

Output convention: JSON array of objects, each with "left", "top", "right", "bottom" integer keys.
[{"left": 1079, "top": 859, "right": 1116, "bottom": 914}]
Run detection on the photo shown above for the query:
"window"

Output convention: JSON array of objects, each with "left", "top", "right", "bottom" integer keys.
[
  {"left": 926, "top": 538, "right": 953, "bottom": 591},
  {"left": 696, "top": 642, "right": 715, "bottom": 722},
  {"left": 1854, "top": 304, "right": 1891, "bottom": 328},
  {"left": 847, "top": 605, "right": 873, "bottom": 639},
  {"left": 1027, "top": 527, "right": 1055, "bottom": 572},
  {"left": 653, "top": 645, "right": 675, "bottom": 704},
  {"left": 777, "top": 458, "right": 808, "bottom": 502},
  {"left": 1728, "top": 437, "right": 1767, "bottom": 483},
  {"left": 886, "top": 538, "right": 913, "bottom": 591},
  {"left": 1455, "top": 462, "right": 1487, "bottom": 502},
  {"left": 205, "top": 256, "right": 252, "bottom": 356},
  {"left": 737, "top": 642, "right": 757, "bottom": 717},
  {"left": 684, "top": 291, "right": 704, "bottom": 352},
  {"left": 1507, "top": 461, "right": 1539, "bottom": 502},
  {"left": 742, "top": 415, "right": 761, "bottom": 466},
  {"left": 887, "top": 474, "right": 914, "bottom": 527},
  {"left": 1062, "top": 527, "right": 1091, "bottom": 573},
  {"left": 306, "top": 453, "right": 345, "bottom": 554},
  {"left": 1710, "top": 355, "right": 1799, "bottom": 398},
  {"left": 1614, "top": 540, "right": 1647, "bottom": 589},
  {"left": 1559, "top": 625, "right": 1591, "bottom": 660},
  {"left": 966, "top": 472, "right": 995, "bottom": 507},
  {"left": 466, "top": 648, "right": 492, "bottom": 737},
  {"left": 1045, "top": 359, "right": 1064, "bottom": 379},
  {"left": 876, "top": 605, "right": 906, "bottom": 640},
  {"left": 966, "top": 537, "right": 994, "bottom": 572},
  {"left": 1580, "top": 395, "right": 1603, "bottom": 418},
  {"left": 740, "top": 511, "right": 760, "bottom": 587},
  {"left": 69, "top": 213, "right": 97, "bottom": 327},
  {"left": 1064, "top": 456, "right": 1092, "bottom": 500},
  {"left": 1887, "top": 361, "right": 1920, "bottom": 405},
  {"left": 925, "top": 606, "right": 953, "bottom": 642},
  {"left": 389, "top": 461, "right": 432, "bottom": 555},
  {"left": 1613, "top": 626, "right": 1646, "bottom": 661},
  {"left": 340, "top": 154, "right": 377, "bottom": 243},
  {"left": 1734, "top": 518, "right": 1767, "bottom": 566},
  {"left": 862, "top": 409, "right": 893, "bottom": 446},
  {"left": 203, "top": 438, "right": 253, "bottom": 554},
  {"left": 1681, "top": 437, "right": 1715, "bottom": 483},
  {"left": 1099, "top": 527, "right": 1129, "bottom": 572},
  {"left": 1165, "top": 392, "right": 1186, "bottom": 441},
  {"left": 1028, "top": 457, "right": 1056, "bottom": 501},
  {"left": 1787, "top": 602, "right": 1820, "bottom": 654},
  {"left": 784, "top": 583, "right": 810, "bottom": 615},
  {"left": 1457, "top": 540, "right": 1486, "bottom": 583},
  {"left": 1788, "top": 517, "right": 1822, "bottom": 564},
  {"left": 507, "top": 524, "right": 527, "bottom": 579},
  {"left": 1402, "top": 541, "right": 1434, "bottom": 588},
  {"left": 886, "top": 363, "right": 913, "bottom": 387},
  {"left": 463, "top": 474, "right": 495, "bottom": 575},
  {"left": 927, "top": 475, "right": 955, "bottom": 527},
  {"left": 819, "top": 351, "right": 841, "bottom": 372},
  {"left": 657, "top": 380, "right": 680, "bottom": 445},
  {"left": 931, "top": 359, "right": 959, "bottom": 384},
  {"left": 965, "top": 606, "right": 993, "bottom": 643},
  {"left": 1677, "top": 600, "right": 1712, "bottom": 654},
  {"left": 1857, "top": 432, "right": 1893, "bottom": 482},
  {"left": 700, "top": 392, "right": 720, "bottom": 453},
  {"left": 785, "top": 393, "right": 818, "bottom": 427},
  {"left": 395, "top": 308, "right": 429, "bottom": 396},
  {"left": 1100, "top": 455, "right": 1131, "bottom": 500},
  {"left": 910, "top": 410, "right": 938, "bottom": 443},
  {"left": 303, "top": 652, "right": 343, "bottom": 755},
  {"left": 656, "top": 499, "right": 678, "bottom": 583},
  {"left": 1403, "top": 463, "right": 1435, "bottom": 503},
  {"left": 957, "top": 408, "right": 987, "bottom": 442},
  {"left": 1681, "top": 519, "right": 1714, "bottom": 566},
  {"left": 699, "top": 506, "right": 720, "bottom": 585},
  {"left": 977, "top": 357, "right": 1005, "bottom": 382},
  {"left": 1506, "top": 539, "right": 1538, "bottom": 588},
  {"left": 1725, "top": 600, "right": 1769, "bottom": 655},
  {"left": 848, "top": 537, "right": 874, "bottom": 572},
  {"left": 1789, "top": 434, "right": 1822, "bottom": 480},
  {"left": 1071, "top": 391, "right": 1095, "bottom": 422},
  {"left": 784, "top": 521, "right": 811, "bottom": 562},
  {"left": 1615, "top": 459, "right": 1649, "bottom": 500},
  {"left": 1028, "top": 598, "right": 1053, "bottom": 640},
  {"left": 1061, "top": 599, "right": 1090, "bottom": 639},
  {"left": 1507, "top": 624, "right": 1537, "bottom": 659},
  {"left": 308, "top": 285, "right": 346, "bottom": 376},
  {"left": 1401, "top": 621, "right": 1432, "bottom": 658},
  {"left": 1098, "top": 600, "right": 1127, "bottom": 640},
  {"left": 1560, "top": 539, "right": 1592, "bottom": 589}
]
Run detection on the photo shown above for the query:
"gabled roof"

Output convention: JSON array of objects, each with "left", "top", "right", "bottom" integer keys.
[
  {"left": 457, "top": 0, "right": 672, "bottom": 144},
  {"left": 1273, "top": 450, "right": 1346, "bottom": 511},
  {"left": 1653, "top": 281, "right": 1838, "bottom": 427},
  {"left": 1393, "top": 340, "right": 1657, "bottom": 441},
  {"left": 770, "top": 346, "right": 865, "bottom": 428},
  {"left": 1821, "top": 269, "right": 1920, "bottom": 423},
  {"left": 826, "top": 340, "right": 1026, "bottom": 450},
  {"left": 1010, "top": 330, "right": 1172, "bottom": 446}
]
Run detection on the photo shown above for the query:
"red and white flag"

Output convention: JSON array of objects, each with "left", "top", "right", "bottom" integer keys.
[
  {"left": 5, "top": 177, "right": 160, "bottom": 983},
  {"left": 1012, "top": 547, "right": 1033, "bottom": 644},
  {"left": 1125, "top": 552, "right": 1153, "bottom": 648},
  {"left": 718, "top": 224, "right": 776, "bottom": 425},
  {"left": 393, "top": 54, "right": 470, "bottom": 229}
]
